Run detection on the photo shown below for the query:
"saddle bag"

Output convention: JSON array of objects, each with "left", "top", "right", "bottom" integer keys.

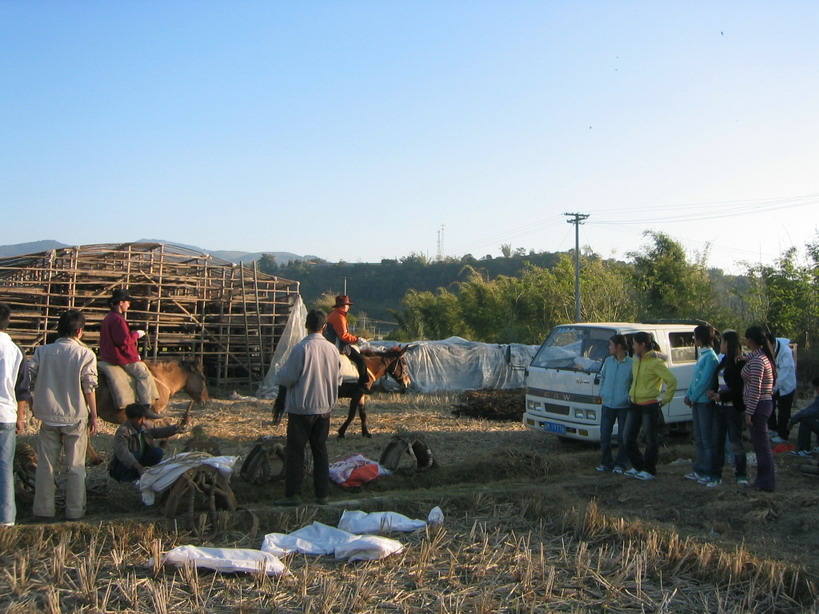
[
  {"left": 378, "top": 431, "right": 438, "bottom": 472},
  {"left": 240, "top": 437, "right": 287, "bottom": 485}
]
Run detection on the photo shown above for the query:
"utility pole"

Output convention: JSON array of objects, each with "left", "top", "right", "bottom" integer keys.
[
  {"left": 564, "top": 212, "right": 590, "bottom": 322},
  {"left": 341, "top": 277, "right": 349, "bottom": 295}
]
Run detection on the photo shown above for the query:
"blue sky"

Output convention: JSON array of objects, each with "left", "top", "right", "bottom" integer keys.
[{"left": 2, "top": 1, "right": 818, "bottom": 273}]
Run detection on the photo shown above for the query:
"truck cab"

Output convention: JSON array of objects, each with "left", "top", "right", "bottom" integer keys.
[{"left": 522, "top": 323, "right": 698, "bottom": 442}]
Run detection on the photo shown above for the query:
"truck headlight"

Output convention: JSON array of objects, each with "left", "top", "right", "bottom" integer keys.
[
  {"left": 574, "top": 409, "right": 584, "bottom": 419},
  {"left": 587, "top": 410, "right": 596, "bottom": 420}
]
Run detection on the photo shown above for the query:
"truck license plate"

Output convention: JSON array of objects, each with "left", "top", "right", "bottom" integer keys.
[{"left": 543, "top": 421, "right": 566, "bottom": 435}]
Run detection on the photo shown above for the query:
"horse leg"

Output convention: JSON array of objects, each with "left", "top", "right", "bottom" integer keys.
[
  {"left": 359, "top": 396, "right": 371, "bottom": 438},
  {"left": 338, "top": 395, "right": 358, "bottom": 439}
]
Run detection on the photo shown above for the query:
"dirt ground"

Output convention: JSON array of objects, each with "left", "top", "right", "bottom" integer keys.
[{"left": 13, "top": 388, "right": 819, "bottom": 579}]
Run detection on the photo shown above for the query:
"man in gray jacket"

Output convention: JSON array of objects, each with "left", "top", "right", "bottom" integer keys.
[
  {"left": 30, "top": 310, "right": 98, "bottom": 520},
  {"left": 275, "top": 309, "right": 342, "bottom": 506}
]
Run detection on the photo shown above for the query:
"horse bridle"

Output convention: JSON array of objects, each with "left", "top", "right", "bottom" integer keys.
[{"left": 384, "top": 354, "right": 407, "bottom": 384}]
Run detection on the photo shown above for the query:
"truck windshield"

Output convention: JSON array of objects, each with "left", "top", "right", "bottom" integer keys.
[{"left": 530, "top": 326, "right": 615, "bottom": 373}]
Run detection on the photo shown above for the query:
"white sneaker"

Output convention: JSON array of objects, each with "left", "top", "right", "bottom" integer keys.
[
  {"left": 0, "top": 522, "right": 13, "bottom": 527},
  {"left": 624, "top": 468, "right": 639, "bottom": 477},
  {"left": 705, "top": 478, "right": 722, "bottom": 488},
  {"left": 612, "top": 466, "right": 624, "bottom": 475},
  {"left": 684, "top": 472, "right": 703, "bottom": 481},
  {"left": 633, "top": 470, "right": 655, "bottom": 481},
  {"left": 595, "top": 465, "right": 610, "bottom": 472},
  {"left": 789, "top": 450, "right": 812, "bottom": 457}
]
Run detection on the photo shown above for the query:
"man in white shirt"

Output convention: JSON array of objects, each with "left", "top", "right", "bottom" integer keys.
[
  {"left": 766, "top": 332, "right": 797, "bottom": 444},
  {"left": 0, "top": 303, "right": 31, "bottom": 526}
]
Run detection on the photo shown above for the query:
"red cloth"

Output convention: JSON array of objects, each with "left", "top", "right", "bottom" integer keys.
[{"left": 99, "top": 311, "right": 140, "bottom": 365}]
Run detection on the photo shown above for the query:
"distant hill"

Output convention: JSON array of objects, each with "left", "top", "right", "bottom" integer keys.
[
  {"left": 0, "top": 240, "right": 308, "bottom": 265},
  {"left": 0, "top": 240, "right": 68, "bottom": 258},
  {"left": 210, "top": 250, "right": 305, "bottom": 264}
]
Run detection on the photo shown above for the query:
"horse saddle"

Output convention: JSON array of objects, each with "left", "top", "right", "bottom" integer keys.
[
  {"left": 98, "top": 360, "right": 159, "bottom": 409},
  {"left": 340, "top": 355, "right": 371, "bottom": 383}
]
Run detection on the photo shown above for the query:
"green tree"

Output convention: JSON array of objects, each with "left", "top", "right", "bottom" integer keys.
[{"left": 628, "top": 231, "right": 713, "bottom": 320}]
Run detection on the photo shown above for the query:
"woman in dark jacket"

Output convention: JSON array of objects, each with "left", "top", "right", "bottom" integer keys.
[{"left": 708, "top": 330, "right": 748, "bottom": 486}]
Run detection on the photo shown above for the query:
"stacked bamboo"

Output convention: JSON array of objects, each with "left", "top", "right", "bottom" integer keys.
[{"left": 0, "top": 242, "right": 300, "bottom": 386}]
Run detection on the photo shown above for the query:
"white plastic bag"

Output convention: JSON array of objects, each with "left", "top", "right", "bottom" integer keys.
[{"left": 158, "top": 545, "right": 289, "bottom": 576}]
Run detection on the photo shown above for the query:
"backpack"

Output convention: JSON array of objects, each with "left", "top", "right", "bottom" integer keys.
[
  {"left": 240, "top": 438, "right": 286, "bottom": 485},
  {"left": 379, "top": 431, "right": 438, "bottom": 472}
]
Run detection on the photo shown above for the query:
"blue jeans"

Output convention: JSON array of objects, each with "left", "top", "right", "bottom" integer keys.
[
  {"left": 710, "top": 404, "right": 746, "bottom": 479},
  {"left": 797, "top": 416, "right": 819, "bottom": 452},
  {"left": 600, "top": 406, "right": 629, "bottom": 470},
  {"left": 691, "top": 402, "right": 715, "bottom": 477},
  {"left": 749, "top": 400, "right": 775, "bottom": 491},
  {"left": 624, "top": 403, "right": 660, "bottom": 476},
  {"left": 0, "top": 423, "right": 15, "bottom": 524}
]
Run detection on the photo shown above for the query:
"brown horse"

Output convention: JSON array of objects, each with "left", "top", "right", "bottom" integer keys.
[
  {"left": 88, "top": 358, "right": 209, "bottom": 464},
  {"left": 96, "top": 358, "right": 210, "bottom": 425},
  {"left": 273, "top": 346, "right": 411, "bottom": 439}
]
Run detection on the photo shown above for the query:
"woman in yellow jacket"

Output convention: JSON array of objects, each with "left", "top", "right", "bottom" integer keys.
[{"left": 623, "top": 332, "right": 678, "bottom": 481}]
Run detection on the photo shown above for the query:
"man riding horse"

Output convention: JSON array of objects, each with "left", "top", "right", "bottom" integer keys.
[
  {"left": 99, "top": 289, "right": 159, "bottom": 412},
  {"left": 323, "top": 295, "right": 369, "bottom": 391}
]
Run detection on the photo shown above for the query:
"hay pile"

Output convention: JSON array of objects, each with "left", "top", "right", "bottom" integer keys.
[{"left": 451, "top": 388, "right": 524, "bottom": 421}]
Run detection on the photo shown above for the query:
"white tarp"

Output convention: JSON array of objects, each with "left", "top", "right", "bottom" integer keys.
[
  {"left": 338, "top": 507, "right": 444, "bottom": 534},
  {"left": 257, "top": 295, "right": 309, "bottom": 399},
  {"left": 374, "top": 337, "right": 538, "bottom": 394},
  {"left": 157, "top": 545, "right": 289, "bottom": 576},
  {"left": 261, "top": 521, "right": 404, "bottom": 561}
]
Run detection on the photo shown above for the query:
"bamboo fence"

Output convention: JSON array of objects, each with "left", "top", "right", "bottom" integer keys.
[{"left": 0, "top": 242, "right": 300, "bottom": 386}]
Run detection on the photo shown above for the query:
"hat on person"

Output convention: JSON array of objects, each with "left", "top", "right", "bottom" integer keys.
[
  {"left": 334, "top": 295, "right": 354, "bottom": 307},
  {"left": 124, "top": 402, "right": 163, "bottom": 420},
  {"left": 110, "top": 288, "right": 133, "bottom": 306}
]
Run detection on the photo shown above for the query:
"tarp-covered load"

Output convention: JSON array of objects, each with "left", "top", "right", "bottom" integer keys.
[
  {"left": 258, "top": 304, "right": 537, "bottom": 395},
  {"left": 381, "top": 337, "right": 537, "bottom": 393}
]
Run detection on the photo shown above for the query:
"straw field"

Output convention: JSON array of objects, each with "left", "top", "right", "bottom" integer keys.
[{"left": 3, "top": 392, "right": 818, "bottom": 613}]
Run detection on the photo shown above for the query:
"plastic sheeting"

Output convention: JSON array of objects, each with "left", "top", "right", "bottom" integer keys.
[
  {"left": 257, "top": 295, "right": 309, "bottom": 399},
  {"left": 374, "top": 337, "right": 538, "bottom": 394},
  {"left": 261, "top": 521, "right": 404, "bottom": 561},
  {"left": 158, "top": 545, "right": 289, "bottom": 576},
  {"left": 338, "top": 507, "right": 444, "bottom": 534}
]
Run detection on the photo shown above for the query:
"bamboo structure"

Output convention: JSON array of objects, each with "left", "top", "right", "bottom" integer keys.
[{"left": 0, "top": 242, "right": 300, "bottom": 386}]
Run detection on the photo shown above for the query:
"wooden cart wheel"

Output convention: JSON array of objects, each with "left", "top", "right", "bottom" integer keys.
[{"left": 162, "top": 465, "right": 236, "bottom": 530}]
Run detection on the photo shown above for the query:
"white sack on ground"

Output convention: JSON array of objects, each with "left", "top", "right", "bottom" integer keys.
[
  {"left": 335, "top": 535, "right": 404, "bottom": 562},
  {"left": 157, "top": 545, "right": 289, "bottom": 576},
  {"left": 257, "top": 294, "right": 309, "bottom": 399},
  {"left": 261, "top": 521, "right": 403, "bottom": 561},
  {"left": 338, "top": 506, "right": 444, "bottom": 534},
  {"left": 137, "top": 451, "right": 238, "bottom": 505},
  {"left": 372, "top": 337, "right": 537, "bottom": 393}
]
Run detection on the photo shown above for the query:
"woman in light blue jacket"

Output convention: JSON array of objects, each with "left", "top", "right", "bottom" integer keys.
[
  {"left": 596, "top": 334, "right": 633, "bottom": 473},
  {"left": 684, "top": 325, "right": 720, "bottom": 485}
]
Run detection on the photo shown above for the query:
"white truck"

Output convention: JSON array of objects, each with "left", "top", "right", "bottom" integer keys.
[{"left": 522, "top": 322, "right": 699, "bottom": 442}]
